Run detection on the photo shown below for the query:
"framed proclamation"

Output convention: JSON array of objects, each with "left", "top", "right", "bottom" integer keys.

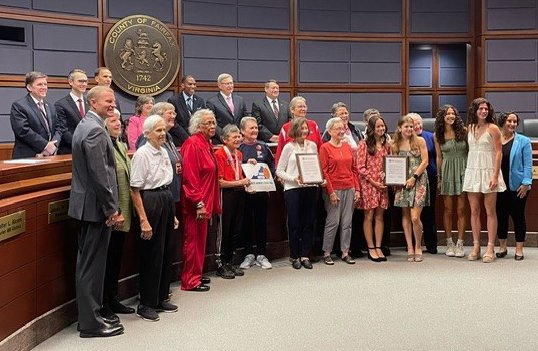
[
  {"left": 296, "top": 153, "right": 323, "bottom": 184},
  {"left": 384, "top": 155, "right": 408, "bottom": 186}
]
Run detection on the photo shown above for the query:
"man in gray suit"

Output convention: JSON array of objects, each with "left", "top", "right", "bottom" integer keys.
[
  {"left": 68, "top": 86, "right": 124, "bottom": 338},
  {"left": 251, "top": 80, "right": 291, "bottom": 143},
  {"left": 206, "top": 73, "right": 247, "bottom": 142},
  {"left": 10, "top": 71, "right": 62, "bottom": 158}
]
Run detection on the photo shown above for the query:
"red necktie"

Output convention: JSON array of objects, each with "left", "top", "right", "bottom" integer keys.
[{"left": 77, "top": 98, "right": 84, "bottom": 118}]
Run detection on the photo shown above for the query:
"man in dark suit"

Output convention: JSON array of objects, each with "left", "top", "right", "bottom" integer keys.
[
  {"left": 206, "top": 73, "right": 247, "bottom": 142},
  {"left": 55, "top": 69, "right": 89, "bottom": 154},
  {"left": 251, "top": 79, "right": 291, "bottom": 143},
  {"left": 167, "top": 74, "right": 206, "bottom": 146},
  {"left": 68, "top": 86, "right": 124, "bottom": 338},
  {"left": 10, "top": 71, "right": 62, "bottom": 159}
]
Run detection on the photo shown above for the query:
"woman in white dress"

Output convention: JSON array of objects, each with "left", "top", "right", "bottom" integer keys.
[{"left": 462, "top": 98, "right": 506, "bottom": 263}]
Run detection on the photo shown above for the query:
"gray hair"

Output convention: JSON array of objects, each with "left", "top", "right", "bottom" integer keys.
[
  {"left": 240, "top": 116, "right": 257, "bottom": 130},
  {"left": 222, "top": 124, "right": 240, "bottom": 140},
  {"left": 135, "top": 95, "right": 155, "bottom": 115},
  {"left": 325, "top": 117, "right": 344, "bottom": 131},
  {"left": 217, "top": 73, "right": 233, "bottom": 83},
  {"left": 189, "top": 108, "right": 215, "bottom": 134},
  {"left": 142, "top": 114, "right": 165, "bottom": 136},
  {"left": 405, "top": 112, "right": 422, "bottom": 121},
  {"left": 363, "top": 108, "right": 380, "bottom": 121},
  {"left": 331, "top": 102, "right": 348, "bottom": 117},
  {"left": 289, "top": 96, "right": 306, "bottom": 114},
  {"left": 151, "top": 101, "right": 175, "bottom": 117}
]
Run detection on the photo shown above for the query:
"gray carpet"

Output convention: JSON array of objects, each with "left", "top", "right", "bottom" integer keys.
[{"left": 33, "top": 248, "right": 538, "bottom": 351}]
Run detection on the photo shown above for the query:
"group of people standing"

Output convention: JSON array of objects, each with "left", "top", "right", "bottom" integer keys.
[{"left": 10, "top": 68, "right": 532, "bottom": 338}]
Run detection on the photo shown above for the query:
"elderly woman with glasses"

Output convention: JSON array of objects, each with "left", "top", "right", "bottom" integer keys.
[{"left": 180, "top": 109, "right": 221, "bottom": 292}]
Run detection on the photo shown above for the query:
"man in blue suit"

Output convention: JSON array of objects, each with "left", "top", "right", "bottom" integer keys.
[
  {"left": 167, "top": 74, "right": 206, "bottom": 146},
  {"left": 55, "top": 69, "right": 89, "bottom": 154},
  {"left": 10, "top": 71, "right": 63, "bottom": 159},
  {"left": 206, "top": 73, "right": 247, "bottom": 143}
]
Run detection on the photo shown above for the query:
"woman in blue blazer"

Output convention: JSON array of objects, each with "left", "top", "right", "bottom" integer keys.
[{"left": 495, "top": 112, "right": 532, "bottom": 260}]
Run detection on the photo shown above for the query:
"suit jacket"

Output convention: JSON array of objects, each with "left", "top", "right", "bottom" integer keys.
[
  {"left": 206, "top": 93, "right": 247, "bottom": 142},
  {"left": 68, "top": 110, "right": 118, "bottom": 222},
  {"left": 55, "top": 94, "right": 89, "bottom": 154},
  {"left": 167, "top": 93, "right": 206, "bottom": 146},
  {"left": 10, "top": 94, "right": 62, "bottom": 159},
  {"left": 251, "top": 97, "right": 291, "bottom": 142},
  {"left": 508, "top": 133, "right": 533, "bottom": 191}
]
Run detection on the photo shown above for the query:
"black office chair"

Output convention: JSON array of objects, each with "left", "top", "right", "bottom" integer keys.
[
  {"left": 421, "top": 118, "right": 436, "bottom": 133},
  {"left": 523, "top": 119, "right": 538, "bottom": 138}
]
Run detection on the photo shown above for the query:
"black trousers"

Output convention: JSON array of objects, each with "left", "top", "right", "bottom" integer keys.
[
  {"left": 422, "top": 175, "right": 438, "bottom": 250},
  {"left": 242, "top": 192, "right": 268, "bottom": 256},
  {"left": 496, "top": 189, "right": 528, "bottom": 242},
  {"left": 284, "top": 187, "right": 318, "bottom": 259},
  {"left": 103, "top": 230, "right": 127, "bottom": 306},
  {"left": 220, "top": 189, "right": 245, "bottom": 264},
  {"left": 76, "top": 220, "right": 111, "bottom": 330},
  {"left": 138, "top": 188, "right": 174, "bottom": 308}
]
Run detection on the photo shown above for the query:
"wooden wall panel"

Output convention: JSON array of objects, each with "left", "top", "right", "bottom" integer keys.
[
  {"left": 0, "top": 291, "right": 36, "bottom": 341},
  {"left": 0, "top": 263, "right": 35, "bottom": 309}
]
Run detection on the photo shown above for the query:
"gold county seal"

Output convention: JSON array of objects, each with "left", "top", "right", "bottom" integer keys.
[{"left": 103, "top": 15, "right": 179, "bottom": 97}]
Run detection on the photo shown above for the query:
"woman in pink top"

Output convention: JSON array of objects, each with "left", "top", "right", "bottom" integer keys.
[
  {"left": 127, "top": 95, "right": 155, "bottom": 150},
  {"left": 319, "top": 117, "right": 360, "bottom": 265}
]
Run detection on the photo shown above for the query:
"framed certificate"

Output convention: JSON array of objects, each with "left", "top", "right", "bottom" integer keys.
[
  {"left": 384, "top": 155, "right": 408, "bottom": 186},
  {"left": 296, "top": 153, "right": 323, "bottom": 184}
]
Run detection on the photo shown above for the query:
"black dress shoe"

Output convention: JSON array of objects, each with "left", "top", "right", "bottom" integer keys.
[
  {"left": 201, "top": 276, "right": 211, "bottom": 284},
  {"left": 301, "top": 259, "right": 313, "bottom": 269},
  {"left": 216, "top": 264, "right": 235, "bottom": 279},
  {"left": 426, "top": 247, "right": 438, "bottom": 254},
  {"left": 291, "top": 259, "right": 301, "bottom": 269},
  {"left": 189, "top": 284, "right": 210, "bottom": 292},
  {"left": 100, "top": 308, "right": 120, "bottom": 325},
  {"left": 79, "top": 324, "right": 124, "bottom": 338},
  {"left": 109, "top": 300, "right": 135, "bottom": 314},
  {"left": 496, "top": 250, "right": 508, "bottom": 258}
]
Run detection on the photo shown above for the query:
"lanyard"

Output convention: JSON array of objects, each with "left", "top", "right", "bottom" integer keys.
[{"left": 223, "top": 145, "right": 240, "bottom": 180}]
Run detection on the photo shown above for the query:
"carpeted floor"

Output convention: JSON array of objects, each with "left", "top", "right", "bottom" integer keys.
[{"left": 33, "top": 247, "right": 538, "bottom": 351}]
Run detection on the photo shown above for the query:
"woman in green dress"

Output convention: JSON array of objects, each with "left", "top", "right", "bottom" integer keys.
[
  {"left": 434, "top": 105, "right": 468, "bottom": 258},
  {"left": 393, "top": 115, "right": 430, "bottom": 262}
]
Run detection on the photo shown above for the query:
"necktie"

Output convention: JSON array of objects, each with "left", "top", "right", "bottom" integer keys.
[
  {"left": 186, "top": 97, "right": 193, "bottom": 111},
  {"left": 37, "top": 101, "right": 51, "bottom": 136},
  {"left": 272, "top": 100, "right": 279, "bottom": 118},
  {"left": 226, "top": 96, "right": 235, "bottom": 115},
  {"left": 77, "top": 98, "right": 85, "bottom": 118}
]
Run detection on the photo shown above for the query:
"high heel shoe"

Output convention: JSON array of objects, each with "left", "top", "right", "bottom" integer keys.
[
  {"left": 468, "top": 241, "right": 481, "bottom": 261},
  {"left": 367, "top": 247, "right": 383, "bottom": 262},
  {"left": 482, "top": 242, "right": 495, "bottom": 263},
  {"left": 375, "top": 247, "right": 387, "bottom": 261}
]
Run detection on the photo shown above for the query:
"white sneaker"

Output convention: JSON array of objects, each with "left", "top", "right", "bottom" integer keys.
[
  {"left": 454, "top": 240, "right": 465, "bottom": 258},
  {"left": 239, "top": 254, "right": 255, "bottom": 269},
  {"left": 446, "top": 239, "right": 455, "bottom": 257},
  {"left": 255, "top": 255, "right": 272, "bottom": 269}
]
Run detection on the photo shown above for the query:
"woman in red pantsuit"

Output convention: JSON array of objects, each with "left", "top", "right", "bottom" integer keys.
[{"left": 180, "top": 109, "right": 221, "bottom": 292}]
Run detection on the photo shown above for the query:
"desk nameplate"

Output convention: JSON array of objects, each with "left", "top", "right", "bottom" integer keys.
[{"left": 0, "top": 210, "right": 26, "bottom": 242}]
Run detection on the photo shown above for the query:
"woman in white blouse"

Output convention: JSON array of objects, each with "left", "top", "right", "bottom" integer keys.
[
  {"left": 130, "top": 115, "right": 179, "bottom": 322},
  {"left": 276, "top": 117, "right": 321, "bottom": 270}
]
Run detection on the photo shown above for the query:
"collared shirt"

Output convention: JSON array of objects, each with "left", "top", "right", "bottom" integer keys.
[
  {"left": 30, "top": 94, "right": 44, "bottom": 110},
  {"left": 183, "top": 91, "right": 193, "bottom": 107},
  {"left": 220, "top": 91, "right": 232, "bottom": 100},
  {"left": 266, "top": 96, "right": 278, "bottom": 106},
  {"left": 130, "top": 142, "right": 173, "bottom": 190}
]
